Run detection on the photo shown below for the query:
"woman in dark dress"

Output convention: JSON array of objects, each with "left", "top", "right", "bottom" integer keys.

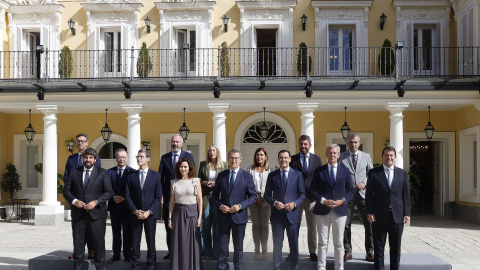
[{"left": 168, "top": 157, "right": 203, "bottom": 270}]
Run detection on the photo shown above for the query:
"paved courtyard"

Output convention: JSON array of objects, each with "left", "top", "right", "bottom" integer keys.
[{"left": 0, "top": 215, "right": 478, "bottom": 270}]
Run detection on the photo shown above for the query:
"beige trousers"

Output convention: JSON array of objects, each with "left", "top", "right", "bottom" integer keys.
[
  {"left": 249, "top": 204, "right": 270, "bottom": 254},
  {"left": 300, "top": 197, "right": 317, "bottom": 254}
]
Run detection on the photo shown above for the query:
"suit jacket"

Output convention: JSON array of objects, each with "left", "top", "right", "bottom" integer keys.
[
  {"left": 246, "top": 165, "right": 271, "bottom": 208},
  {"left": 309, "top": 163, "right": 354, "bottom": 216},
  {"left": 365, "top": 166, "right": 411, "bottom": 224},
  {"left": 158, "top": 150, "right": 195, "bottom": 204},
  {"left": 125, "top": 169, "right": 163, "bottom": 219},
  {"left": 63, "top": 152, "right": 102, "bottom": 182},
  {"left": 107, "top": 165, "right": 135, "bottom": 212},
  {"left": 291, "top": 152, "right": 322, "bottom": 189},
  {"left": 198, "top": 160, "right": 228, "bottom": 210},
  {"left": 210, "top": 168, "right": 257, "bottom": 224},
  {"left": 264, "top": 168, "right": 305, "bottom": 224},
  {"left": 63, "top": 166, "right": 113, "bottom": 221},
  {"left": 338, "top": 150, "right": 373, "bottom": 198}
]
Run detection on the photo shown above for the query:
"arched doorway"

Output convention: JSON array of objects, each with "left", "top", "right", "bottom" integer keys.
[
  {"left": 235, "top": 112, "right": 296, "bottom": 170},
  {"left": 90, "top": 134, "right": 128, "bottom": 169}
]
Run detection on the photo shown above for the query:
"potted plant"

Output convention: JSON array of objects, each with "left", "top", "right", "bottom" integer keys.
[
  {"left": 58, "top": 46, "right": 73, "bottom": 79},
  {"left": 1, "top": 163, "right": 22, "bottom": 219},
  {"left": 296, "top": 42, "right": 312, "bottom": 76},
  {"left": 377, "top": 38, "right": 396, "bottom": 76},
  {"left": 220, "top": 41, "right": 230, "bottom": 77},
  {"left": 137, "top": 42, "right": 152, "bottom": 78},
  {"left": 34, "top": 163, "right": 71, "bottom": 220}
]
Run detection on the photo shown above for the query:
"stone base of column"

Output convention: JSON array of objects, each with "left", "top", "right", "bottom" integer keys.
[{"left": 34, "top": 205, "right": 64, "bottom": 226}]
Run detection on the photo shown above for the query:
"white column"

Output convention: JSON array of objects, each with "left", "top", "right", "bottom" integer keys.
[
  {"left": 386, "top": 102, "right": 409, "bottom": 168},
  {"left": 122, "top": 104, "right": 143, "bottom": 169},
  {"left": 208, "top": 103, "right": 229, "bottom": 162},
  {"left": 35, "top": 105, "right": 63, "bottom": 226},
  {"left": 298, "top": 103, "right": 318, "bottom": 154}
]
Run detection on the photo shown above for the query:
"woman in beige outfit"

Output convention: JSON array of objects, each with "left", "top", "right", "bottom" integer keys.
[{"left": 246, "top": 147, "right": 271, "bottom": 261}]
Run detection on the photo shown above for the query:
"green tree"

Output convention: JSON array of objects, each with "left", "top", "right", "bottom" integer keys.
[
  {"left": 137, "top": 42, "right": 153, "bottom": 77},
  {"left": 296, "top": 42, "right": 312, "bottom": 76},
  {"left": 58, "top": 46, "right": 73, "bottom": 78},
  {"left": 378, "top": 38, "right": 396, "bottom": 76},
  {"left": 220, "top": 41, "right": 230, "bottom": 76},
  {"left": 1, "top": 163, "right": 22, "bottom": 205}
]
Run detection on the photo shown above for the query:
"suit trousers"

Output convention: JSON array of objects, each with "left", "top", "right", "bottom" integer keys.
[
  {"left": 372, "top": 211, "right": 404, "bottom": 270},
  {"left": 130, "top": 216, "right": 157, "bottom": 270},
  {"left": 163, "top": 204, "right": 171, "bottom": 252},
  {"left": 110, "top": 210, "right": 131, "bottom": 258},
  {"left": 315, "top": 211, "right": 347, "bottom": 270},
  {"left": 272, "top": 218, "right": 299, "bottom": 270},
  {"left": 344, "top": 193, "right": 374, "bottom": 255},
  {"left": 299, "top": 198, "right": 317, "bottom": 253},
  {"left": 218, "top": 217, "right": 246, "bottom": 270},
  {"left": 72, "top": 214, "right": 107, "bottom": 270},
  {"left": 249, "top": 204, "right": 270, "bottom": 254}
]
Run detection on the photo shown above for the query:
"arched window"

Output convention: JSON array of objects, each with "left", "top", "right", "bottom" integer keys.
[
  {"left": 243, "top": 121, "right": 287, "bottom": 143},
  {"left": 98, "top": 142, "right": 127, "bottom": 159}
]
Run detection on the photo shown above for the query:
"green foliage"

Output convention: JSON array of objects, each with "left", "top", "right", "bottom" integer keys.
[
  {"left": 408, "top": 170, "right": 422, "bottom": 208},
  {"left": 1, "top": 163, "right": 22, "bottom": 205},
  {"left": 377, "top": 38, "right": 396, "bottom": 76},
  {"left": 296, "top": 42, "right": 312, "bottom": 76},
  {"left": 220, "top": 41, "right": 230, "bottom": 76},
  {"left": 64, "top": 138, "right": 75, "bottom": 147},
  {"left": 137, "top": 42, "right": 153, "bottom": 78},
  {"left": 34, "top": 163, "right": 64, "bottom": 195},
  {"left": 58, "top": 46, "right": 73, "bottom": 78}
]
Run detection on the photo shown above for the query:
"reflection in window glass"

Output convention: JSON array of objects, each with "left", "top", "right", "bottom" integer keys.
[
  {"left": 27, "top": 145, "right": 39, "bottom": 188},
  {"left": 329, "top": 28, "right": 353, "bottom": 72}
]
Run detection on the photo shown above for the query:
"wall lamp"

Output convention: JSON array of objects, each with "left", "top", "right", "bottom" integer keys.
[
  {"left": 301, "top": 14, "right": 308, "bottom": 31},
  {"left": 36, "top": 45, "right": 44, "bottom": 54},
  {"left": 68, "top": 19, "right": 76, "bottom": 36},
  {"left": 124, "top": 86, "right": 131, "bottom": 99},
  {"left": 144, "top": 17, "right": 151, "bottom": 33},
  {"left": 380, "top": 13, "right": 387, "bottom": 30},
  {"left": 222, "top": 15, "right": 229, "bottom": 32},
  {"left": 395, "top": 41, "right": 404, "bottom": 50}
]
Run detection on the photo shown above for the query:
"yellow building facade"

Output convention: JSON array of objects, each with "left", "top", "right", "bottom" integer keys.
[{"left": 0, "top": 0, "right": 479, "bottom": 225}]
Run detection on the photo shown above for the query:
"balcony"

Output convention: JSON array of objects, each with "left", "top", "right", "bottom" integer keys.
[{"left": 0, "top": 46, "right": 478, "bottom": 92}]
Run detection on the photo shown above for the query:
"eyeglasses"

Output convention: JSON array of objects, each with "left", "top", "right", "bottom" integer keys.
[{"left": 76, "top": 140, "right": 87, "bottom": 144}]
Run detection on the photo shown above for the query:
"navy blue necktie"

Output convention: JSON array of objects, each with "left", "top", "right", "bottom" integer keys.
[
  {"left": 229, "top": 171, "right": 236, "bottom": 192},
  {"left": 78, "top": 153, "right": 83, "bottom": 166},
  {"left": 330, "top": 166, "right": 335, "bottom": 187},
  {"left": 84, "top": 169, "right": 90, "bottom": 190},
  {"left": 302, "top": 155, "right": 308, "bottom": 174},
  {"left": 282, "top": 170, "right": 287, "bottom": 192}
]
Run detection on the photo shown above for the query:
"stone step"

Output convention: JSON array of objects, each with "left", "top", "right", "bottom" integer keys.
[{"left": 28, "top": 250, "right": 451, "bottom": 270}]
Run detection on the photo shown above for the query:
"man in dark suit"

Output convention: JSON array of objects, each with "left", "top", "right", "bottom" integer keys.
[
  {"left": 290, "top": 134, "right": 322, "bottom": 261},
  {"left": 158, "top": 134, "right": 195, "bottom": 259},
  {"left": 63, "top": 133, "right": 102, "bottom": 259},
  {"left": 309, "top": 144, "right": 354, "bottom": 270},
  {"left": 106, "top": 148, "right": 135, "bottom": 263},
  {"left": 339, "top": 133, "right": 374, "bottom": 262},
  {"left": 63, "top": 148, "right": 113, "bottom": 270},
  {"left": 366, "top": 146, "right": 411, "bottom": 270},
  {"left": 264, "top": 150, "right": 305, "bottom": 270},
  {"left": 211, "top": 148, "right": 257, "bottom": 270},
  {"left": 125, "top": 149, "right": 162, "bottom": 270}
]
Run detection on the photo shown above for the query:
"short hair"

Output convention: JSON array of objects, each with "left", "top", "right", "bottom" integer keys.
[
  {"left": 171, "top": 134, "right": 183, "bottom": 141},
  {"left": 298, "top": 135, "right": 311, "bottom": 145},
  {"left": 138, "top": 149, "right": 151, "bottom": 158},
  {"left": 253, "top": 147, "right": 269, "bottom": 170},
  {"left": 382, "top": 146, "right": 396, "bottom": 156},
  {"left": 228, "top": 148, "right": 242, "bottom": 158},
  {"left": 207, "top": 144, "right": 225, "bottom": 170},
  {"left": 82, "top": 147, "right": 97, "bottom": 159},
  {"left": 278, "top": 149, "right": 291, "bottom": 158},
  {"left": 347, "top": 133, "right": 360, "bottom": 141},
  {"left": 115, "top": 148, "right": 127, "bottom": 157},
  {"left": 174, "top": 157, "right": 196, "bottom": 179},
  {"left": 326, "top": 144, "right": 340, "bottom": 154},
  {"left": 76, "top": 133, "right": 89, "bottom": 142}
]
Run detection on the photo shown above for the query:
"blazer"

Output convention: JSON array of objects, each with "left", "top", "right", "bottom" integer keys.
[
  {"left": 338, "top": 150, "right": 373, "bottom": 198},
  {"left": 365, "top": 166, "right": 411, "bottom": 224},
  {"left": 264, "top": 168, "right": 305, "bottom": 224},
  {"left": 63, "top": 152, "right": 101, "bottom": 182},
  {"left": 309, "top": 163, "right": 355, "bottom": 216},
  {"left": 63, "top": 166, "right": 113, "bottom": 221},
  {"left": 198, "top": 160, "right": 228, "bottom": 210},
  {"left": 158, "top": 150, "right": 195, "bottom": 204},
  {"left": 246, "top": 165, "right": 271, "bottom": 208},
  {"left": 107, "top": 165, "right": 135, "bottom": 212},
  {"left": 125, "top": 169, "right": 163, "bottom": 219},
  {"left": 210, "top": 168, "right": 257, "bottom": 225},
  {"left": 290, "top": 152, "right": 322, "bottom": 189}
]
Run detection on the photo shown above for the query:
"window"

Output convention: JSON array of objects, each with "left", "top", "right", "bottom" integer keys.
[
  {"left": 326, "top": 132, "right": 373, "bottom": 158},
  {"left": 460, "top": 126, "right": 480, "bottom": 203},
  {"left": 329, "top": 28, "right": 353, "bottom": 74},
  {"left": 413, "top": 25, "right": 435, "bottom": 73},
  {"left": 256, "top": 29, "right": 277, "bottom": 76},
  {"left": 175, "top": 29, "right": 196, "bottom": 75},
  {"left": 26, "top": 32, "right": 40, "bottom": 78},
  {"left": 243, "top": 121, "right": 287, "bottom": 143},
  {"left": 160, "top": 133, "right": 206, "bottom": 168},
  {"left": 14, "top": 134, "right": 45, "bottom": 198},
  {"left": 101, "top": 30, "right": 122, "bottom": 76}
]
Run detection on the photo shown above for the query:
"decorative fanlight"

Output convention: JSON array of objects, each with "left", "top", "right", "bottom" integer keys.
[
  {"left": 260, "top": 107, "right": 269, "bottom": 141},
  {"left": 101, "top": 108, "right": 112, "bottom": 143},
  {"left": 424, "top": 106, "right": 435, "bottom": 141},
  {"left": 24, "top": 109, "right": 36, "bottom": 143},
  {"left": 340, "top": 106, "right": 351, "bottom": 142},
  {"left": 179, "top": 108, "right": 190, "bottom": 143}
]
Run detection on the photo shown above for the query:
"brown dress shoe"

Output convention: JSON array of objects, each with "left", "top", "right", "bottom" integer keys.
[
  {"left": 366, "top": 253, "right": 374, "bottom": 262},
  {"left": 310, "top": 253, "right": 318, "bottom": 261},
  {"left": 344, "top": 253, "right": 352, "bottom": 262},
  {"left": 68, "top": 253, "right": 74, "bottom": 260},
  {"left": 88, "top": 250, "right": 94, "bottom": 259}
]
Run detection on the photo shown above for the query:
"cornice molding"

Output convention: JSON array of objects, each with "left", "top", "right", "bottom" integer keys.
[
  {"left": 311, "top": 0, "right": 372, "bottom": 8},
  {"left": 155, "top": 1, "right": 215, "bottom": 11},
  {"left": 81, "top": 2, "right": 143, "bottom": 12},
  {"left": 7, "top": 3, "right": 63, "bottom": 13},
  {"left": 236, "top": 0, "right": 296, "bottom": 10},
  {"left": 393, "top": 0, "right": 451, "bottom": 7}
]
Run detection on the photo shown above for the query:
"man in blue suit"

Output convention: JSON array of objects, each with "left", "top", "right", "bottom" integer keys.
[
  {"left": 158, "top": 134, "right": 195, "bottom": 259},
  {"left": 366, "top": 146, "right": 411, "bottom": 270},
  {"left": 63, "top": 133, "right": 101, "bottom": 259},
  {"left": 264, "top": 150, "right": 305, "bottom": 270},
  {"left": 309, "top": 144, "right": 354, "bottom": 270},
  {"left": 211, "top": 148, "right": 257, "bottom": 270},
  {"left": 106, "top": 148, "right": 135, "bottom": 263},
  {"left": 125, "top": 149, "right": 162, "bottom": 270}
]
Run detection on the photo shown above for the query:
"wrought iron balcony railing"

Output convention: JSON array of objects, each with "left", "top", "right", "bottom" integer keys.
[{"left": 0, "top": 46, "right": 478, "bottom": 82}]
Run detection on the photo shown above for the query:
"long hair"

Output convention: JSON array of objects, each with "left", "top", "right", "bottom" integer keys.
[
  {"left": 207, "top": 144, "right": 225, "bottom": 170},
  {"left": 174, "top": 157, "right": 196, "bottom": 179},
  {"left": 253, "top": 147, "right": 269, "bottom": 171}
]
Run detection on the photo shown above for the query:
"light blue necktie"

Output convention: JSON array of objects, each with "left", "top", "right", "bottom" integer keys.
[
  {"left": 387, "top": 168, "right": 392, "bottom": 189},
  {"left": 173, "top": 154, "right": 178, "bottom": 167},
  {"left": 140, "top": 171, "right": 145, "bottom": 190}
]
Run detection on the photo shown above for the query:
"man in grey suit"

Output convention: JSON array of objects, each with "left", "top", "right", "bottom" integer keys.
[{"left": 339, "top": 133, "right": 374, "bottom": 262}]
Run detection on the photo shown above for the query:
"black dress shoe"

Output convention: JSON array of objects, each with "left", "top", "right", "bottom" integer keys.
[
  {"left": 88, "top": 250, "right": 95, "bottom": 260},
  {"left": 285, "top": 253, "right": 291, "bottom": 261},
  {"left": 124, "top": 257, "right": 131, "bottom": 262},
  {"left": 108, "top": 256, "right": 121, "bottom": 263},
  {"left": 163, "top": 253, "right": 170, "bottom": 260},
  {"left": 366, "top": 253, "right": 374, "bottom": 262},
  {"left": 344, "top": 253, "right": 352, "bottom": 262},
  {"left": 309, "top": 253, "right": 318, "bottom": 261}
]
